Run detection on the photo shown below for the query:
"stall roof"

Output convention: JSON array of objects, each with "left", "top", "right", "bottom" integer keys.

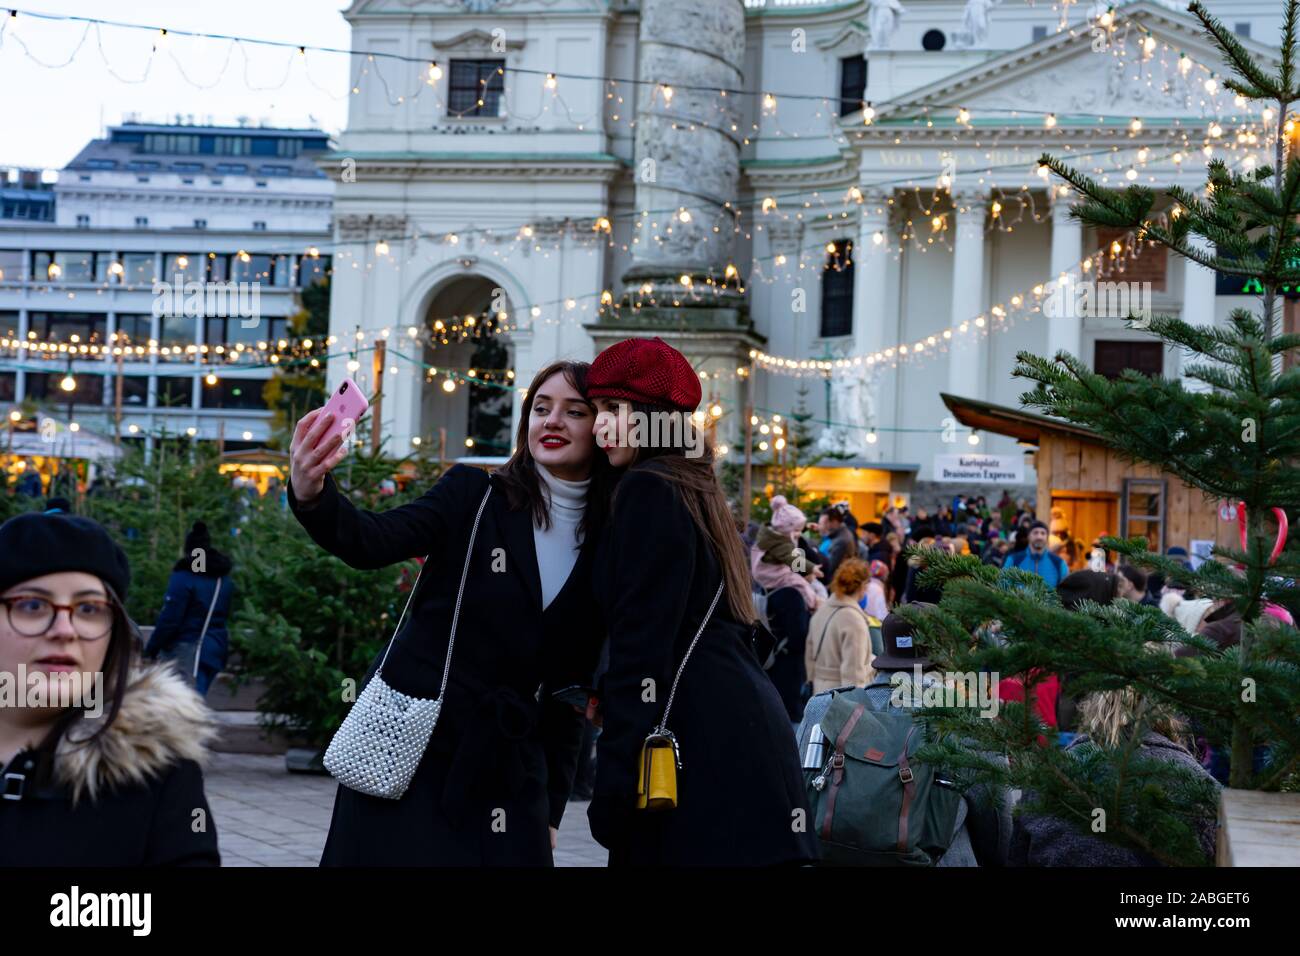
[{"left": 940, "top": 394, "right": 1101, "bottom": 446}]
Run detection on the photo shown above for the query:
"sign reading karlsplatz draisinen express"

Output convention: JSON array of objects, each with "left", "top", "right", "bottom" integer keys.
[{"left": 933, "top": 454, "right": 1025, "bottom": 483}]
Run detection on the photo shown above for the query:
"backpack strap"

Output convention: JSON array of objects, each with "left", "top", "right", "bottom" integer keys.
[
  {"left": 896, "top": 723, "right": 919, "bottom": 853},
  {"left": 812, "top": 605, "right": 850, "bottom": 662},
  {"left": 820, "top": 700, "right": 867, "bottom": 841}
]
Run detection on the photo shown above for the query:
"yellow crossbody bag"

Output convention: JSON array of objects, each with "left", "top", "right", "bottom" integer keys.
[{"left": 635, "top": 583, "right": 725, "bottom": 812}]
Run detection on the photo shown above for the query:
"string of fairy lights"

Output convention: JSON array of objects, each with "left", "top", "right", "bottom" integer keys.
[{"left": 0, "top": 3, "right": 1288, "bottom": 450}]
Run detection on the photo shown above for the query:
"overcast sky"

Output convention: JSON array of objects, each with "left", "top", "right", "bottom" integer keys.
[{"left": 1, "top": 1, "right": 354, "bottom": 170}]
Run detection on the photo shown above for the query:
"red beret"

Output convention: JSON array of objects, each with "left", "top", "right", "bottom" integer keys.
[{"left": 586, "top": 337, "right": 701, "bottom": 413}]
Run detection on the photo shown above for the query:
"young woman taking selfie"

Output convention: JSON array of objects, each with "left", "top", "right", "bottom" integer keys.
[
  {"left": 583, "top": 337, "right": 818, "bottom": 866},
  {"left": 0, "top": 513, "right": 220, "bottom": 866},
  {"left": 288, "top": 360, "right": 612, "bottom": 865}
]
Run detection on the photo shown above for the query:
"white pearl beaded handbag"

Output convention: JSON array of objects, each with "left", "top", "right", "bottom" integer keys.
[{"left": 323, "top": 484, "right": 493, "bottom": 799}]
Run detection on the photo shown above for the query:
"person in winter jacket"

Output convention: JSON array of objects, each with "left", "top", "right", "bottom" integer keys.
[
  {"left": 861, "top": 559, "right": 890, "bottom": 620},
  {"left": 805, "top": 607, "right": 1012, "bottom": 866},
  {"left": 1002, "top": 520, "right": 1069, "bottom": 587},
  {"left": 585, "top": 337, "right": 817, "bottom": 866},
  {"left": 0, "top": 512, "right": 220, "bottom": 866},
  {"left": 1009, "top": 651, "right": 1220, "bottom": 867},
  {"left": 805, "top": 558, "right": 875, "bottom": 694},
  {"left": 146, "top": 520, "right": 235, "bottom": 696},
  {"left": 818, "top": 506, "right": 858, "bottom": 579},
  {"left": 751, "top": 495, "right": 821, "bottom": 611}
]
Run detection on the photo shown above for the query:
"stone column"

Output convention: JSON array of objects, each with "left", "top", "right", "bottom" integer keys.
[
  {"left": 622, "top": 0, "right": 745, "bottom": 303},
  {"left": 853, "top": 191, "right": 892, "bottom": 363},
  {"left": 946, "top": 191, "right": 988, "bottom": 400},
  {"left": 1048, "top": 189, "right": 1084, "bottom": 361}
]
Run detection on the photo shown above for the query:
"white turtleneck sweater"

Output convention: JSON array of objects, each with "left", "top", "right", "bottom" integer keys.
[{"left": 534, "top": 463, "right": 589, "bottom": 610}]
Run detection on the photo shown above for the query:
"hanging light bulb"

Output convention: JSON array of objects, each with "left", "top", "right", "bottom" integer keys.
[
  {"left": 1044, "top": 113, "right": 1057, "bottom": 129},
  {"left": 866, "top": 431, "right": 878, "bottom": 444},
  {"left": 375, "top": 239, "right": 390, "bottom": 256},
  {"left": 1130, "top": 117, "right": 1142, "bottom": 133},
  {"left": 204, "top": 372, "right": 218, "bottom": 385},
  {"left": 967, "top": 431, "right": 981, "bottom": 445},
  {"left": 544, "top": 73, "right": 558, "bottom": 90},
  {"left": 346, "top": 358, "right": 360, "bottom": 373},
  {"left": 60, "top": 373, "right": 76, "bottom": 392},
  {"left": 957, "top": 107, "right": 971, "bottom": 125},
  {"left": 862, "top": 103, "right": 875, "bottom": 125},
  {"left": 659, "top": 84, "right": 673, "bottom": 103},
  {"left": 427, "top": 61, "right": 443, "bottom": 84},
  {"left": 762, "top": 93, "right": 777, "bottom": 112},
  {"left": 442, "top": 378, "right": 456, "bottom": 393},
  {"left": 1142, "top": 35, "right": 1157, "bottom": 56}
]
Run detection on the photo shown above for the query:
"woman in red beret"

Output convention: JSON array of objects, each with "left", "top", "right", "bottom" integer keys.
[{"left": 584, "top": 336, "right": 818, "bottom": 866}]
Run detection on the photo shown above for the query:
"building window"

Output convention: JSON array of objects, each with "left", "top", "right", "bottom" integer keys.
[
  {"left": 181, "top": 178, "right": 195, "bottom": 185},
  {"left": 156, "top": 377, "right": 193, "bottom": 408},
  {"left": 201, "top": 377, "right": 267, "bottom": 410},
  {"left": 820, "top": 239, "right": 855, "bottom": 338},
  {"left": 253, "top": 221, "right": 267, "bottom": 231},
  {"left": 838, "top": 55, "right": 867, "bottom": 117},
  {"left": 134, "top": 216, "right": 149, "bottom": 229},
  {"left": 1094, "top": 340, "right": 1163, "bottom": 379},
  {"left": 255, "top": 180, "right": 268, "bottom": 188},
  {"left": 1121, "top": 478, "right": 1165, "bottom": 554},
  {"left": 25, "top": 372, "right": 104, "bottom": 406},
  {"left": 194, "top": 219, "right": 208, "bottom": 230},
  {"left": 0, "top": 250, "right": 22, "bottom": 282},
  {"left": 120, "top": 253, "right": 156, "bottom": 286},
  {"left": 921, "top": 29, "right": 946, "bottom": 51},
  {"left": 75, "top": 214, "right": 90, "bottom": 229},
  {"left": 136, "top": 177, "right": 151, "bottom": 184},
  {"left": 1032, "top": 25, "right": 1048, "bottom": 41},
  {"left": 448, "top": 59, "right": 506, "bottom": 117},
  {"left": 78, "top": 175, "right": 91, "bottom": 183},
  {"left": 1235, "top": 22, "right": 1251, "bottom": 37}
]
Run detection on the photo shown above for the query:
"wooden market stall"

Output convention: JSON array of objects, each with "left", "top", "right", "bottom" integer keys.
[{"left": 942, "top": 393, "right": 1236, "bottom": 567}]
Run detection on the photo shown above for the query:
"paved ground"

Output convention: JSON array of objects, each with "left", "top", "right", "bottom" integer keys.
[{"left": 204, "top": 753, "right": 608, "bottom": 867}]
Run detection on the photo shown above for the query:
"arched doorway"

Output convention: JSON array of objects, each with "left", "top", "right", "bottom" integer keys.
[{"left": 419, "top": 276, "right": 514, "bottom": 458}]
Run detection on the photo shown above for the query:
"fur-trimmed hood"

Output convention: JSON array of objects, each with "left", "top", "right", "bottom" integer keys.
[{"left": 54, "top": 662, "right": 217, "bottom": 805}]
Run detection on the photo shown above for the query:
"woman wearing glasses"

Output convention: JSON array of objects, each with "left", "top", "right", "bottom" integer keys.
[{"left": 0, "top": 512, "right": 220, "bottom": 866}]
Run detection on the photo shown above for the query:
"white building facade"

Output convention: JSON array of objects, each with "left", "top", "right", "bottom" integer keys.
[
  {"left": 326, "top": 0, "right": 1282, "bottom": 491},
  {"left": 0, "top": 122, "right": 333, "bottom": 454}
]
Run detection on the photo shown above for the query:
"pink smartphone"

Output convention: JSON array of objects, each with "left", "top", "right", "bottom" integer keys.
[{"left": 319, "top": 378, "right": 369, "bottom": 448}]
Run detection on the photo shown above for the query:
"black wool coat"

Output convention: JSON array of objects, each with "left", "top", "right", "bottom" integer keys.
[
  {"left": 289, "top": 464, "right": 605, "bottom": 866},
  {"left": 587, "top": 463, "right": 819, "bottom": 866}
]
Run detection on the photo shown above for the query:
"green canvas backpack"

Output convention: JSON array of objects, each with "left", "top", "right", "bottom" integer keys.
[{"left": 805, "top": 687, "right": 963, "bottom": 866}]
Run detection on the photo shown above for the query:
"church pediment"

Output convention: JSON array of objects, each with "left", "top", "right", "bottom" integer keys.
[
  {"left": 874, "top": 0, "right": 1280, "bottom": 122},
  {"left": 432, "top": 29, "right": 526, "bottom": 52}
]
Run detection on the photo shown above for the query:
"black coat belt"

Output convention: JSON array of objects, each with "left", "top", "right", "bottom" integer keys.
[{"left": 439, "top": 685, "right": 540, "bottom": 823}]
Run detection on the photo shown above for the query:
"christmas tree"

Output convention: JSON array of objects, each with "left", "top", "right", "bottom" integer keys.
[{"left": 907, "top": 1, "right": 1300, "bottom": 865}]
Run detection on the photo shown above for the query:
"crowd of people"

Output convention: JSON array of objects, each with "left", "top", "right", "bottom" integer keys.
[{"left": 0, "top": 335, "right": 1275, "bottom": 869}]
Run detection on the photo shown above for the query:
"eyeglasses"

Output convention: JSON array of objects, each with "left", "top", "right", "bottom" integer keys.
[{"left": 0, "top": 595, "right": 114, "bottom": 640}]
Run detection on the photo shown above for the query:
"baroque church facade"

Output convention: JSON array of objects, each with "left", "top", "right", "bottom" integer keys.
[{"left": 325, "top": 0, "right": 1281, "bottom": 501}]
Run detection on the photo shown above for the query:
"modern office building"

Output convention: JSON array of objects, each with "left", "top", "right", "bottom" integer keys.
[{"left": 0, "top": 121, "right": 333, "bottom": 458}]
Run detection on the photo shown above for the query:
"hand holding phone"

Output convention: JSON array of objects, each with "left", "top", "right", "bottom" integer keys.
[{"left": 289, "top": 379, "right": 369, "bottom": 505}]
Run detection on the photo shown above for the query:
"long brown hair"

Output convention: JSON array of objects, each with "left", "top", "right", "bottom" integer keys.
[
  {"left": 619, "top": 400, "right": 757, "bottom": 624},
  {"left": 493, "top": 360, "right": 614, "bottom": 537}
]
